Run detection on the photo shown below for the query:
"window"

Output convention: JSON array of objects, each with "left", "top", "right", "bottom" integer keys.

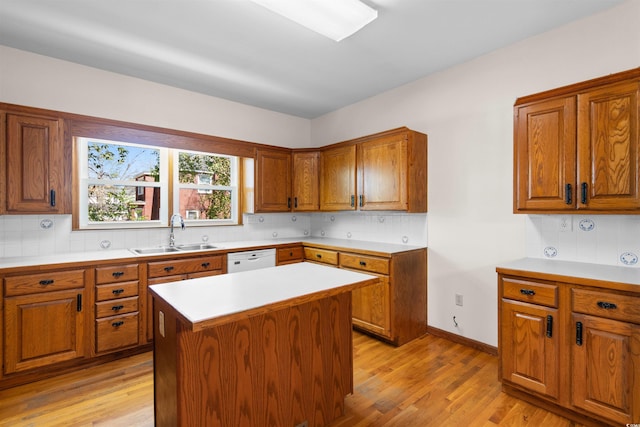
[
  {"left": 173, "top": 150, "right": 238, "bottom": 224},
  {"left": 76, "top": 138, "right": 238, "bottom": 229}
]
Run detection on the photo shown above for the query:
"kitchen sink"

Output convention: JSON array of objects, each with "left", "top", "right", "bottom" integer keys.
[
  {"left": 130, "top": 243, "right": 217, "bottom": 255},
  {"left": 176, "top": 243, "right": 218, "bottom": 251},
  {"left": 131, "top": 247, "right": 181, "bottom": 255}
]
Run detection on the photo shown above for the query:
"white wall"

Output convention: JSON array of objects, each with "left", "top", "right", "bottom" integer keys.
[
  {"left": 0, "top": 46, "right": 311, "bottom": 148},
  {"left": 311, "top": 0, "right": 640, "bottom": 346},
  {"left": 0, "top": 1, "right": 639, "bottom": 347}
]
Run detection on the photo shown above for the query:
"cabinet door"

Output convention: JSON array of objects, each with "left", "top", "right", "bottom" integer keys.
[
  {"left": 577, "top": 81, "right": 640, "bottom": 210},
  {"left": 6, "top": 113, "right": 65, "bottom": 213},
  {"left": 292, "top": 151, "right": 319, "bottom": 211},
  {"left": 320, "top": 144, "right": 356, "bottom": 211},
  {"left": 4, "top": 289, "right": 85, "bottom": 373},
  {"left": 351, "top": 276, "right": 391, "bottom": 339},
  {"left": 358, "top": 135, "right": 408, "bottom": 210},
  {"left": 501, "top": 300, "right": 559, "bottom": 399},
  {"left": 572, "top": 314, "right": 640, "bottom": 425},
  {"left": 255, "top": 149, "right": 291, "bottom": 212},
  {"left": 514, "top": 98, "right": 577, "bottom": 211}
]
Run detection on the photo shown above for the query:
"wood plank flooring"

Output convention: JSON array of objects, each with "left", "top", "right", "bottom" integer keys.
[{"left": 0, "top": 331, "right": 581, "bottom": 427}]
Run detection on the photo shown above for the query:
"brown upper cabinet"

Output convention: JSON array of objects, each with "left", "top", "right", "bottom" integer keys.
[
  {"left": 320, "top": 127, "right": 428, "bottom": 212},
  {"left": 254, "top": 148, "right": 292, "bottom": 212},
  {"left": 1, "top": 111, "right": 68, "bottom": 214},
  {"left": 292, "top": 151, "right": 320, "bottom": 211},
  {"left": 514, "top": 68, "right": 640, "bottom": 213}
]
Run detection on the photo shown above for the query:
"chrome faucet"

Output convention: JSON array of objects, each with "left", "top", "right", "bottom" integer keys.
[{"left": 169, "top": 214, "right": 185, "bottom": 247}]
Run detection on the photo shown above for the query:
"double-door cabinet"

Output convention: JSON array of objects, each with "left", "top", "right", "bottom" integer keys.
[
  {"left": 498, "top": 269, "right": 640, "bottom": 426},
  {"left": 514, "top": 68, "right": 640, "bottom": 213}
]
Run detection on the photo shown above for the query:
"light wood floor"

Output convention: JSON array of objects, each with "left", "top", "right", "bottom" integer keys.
[{"left": 0, "top": 332, "right": 581, "bottom": 427}]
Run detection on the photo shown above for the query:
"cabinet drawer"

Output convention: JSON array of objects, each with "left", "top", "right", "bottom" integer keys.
[
  {"left": 501, "top": 277, "right": 558, "bottom": 308},
  {"left": 96, "top": 281, "right": 139, "bottom": 301},
  {"left": 95, "top": 296, "right": 139, "bottom": 318},
  {"left": 572, "top": 288, "right": 640, "bottom": 324},
  {"left": 277, "top": 246, "right": 304, "bottom": 264},
  {"left": 340, "top": 253, "right": 389, "bottom": 275},
  {"left": 95, "top": 264, "right": 139, "bottom": 284},
  {"left": 304, "top": 247, "right": 338, "bottom": 265},
  {"left": 148, "top": 256, "right": 223, "bottom": 278},
  {"left": 95, "top": 312, "right": 140, "bottom": 353},
  {"left": 5, "top": 270, "right": 85, "bottom": 297}
]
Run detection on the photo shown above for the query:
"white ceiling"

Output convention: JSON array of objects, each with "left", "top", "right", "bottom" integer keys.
[{"left": 0, "top": 0, "right": 626, "bottom": 118}]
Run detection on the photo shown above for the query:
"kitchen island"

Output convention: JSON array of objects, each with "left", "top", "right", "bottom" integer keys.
[{"left": 149, "top": 262, "right": 378, "bottom": 427}]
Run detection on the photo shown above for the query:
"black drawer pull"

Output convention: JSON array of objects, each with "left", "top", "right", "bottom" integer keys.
[
  {"left": 77, "top": 294, "right": 82, "bottom": 312},
  {"left": 112, "top": 305, "right": 124, "bottom": 311},
  {"left": 359, "top": 261, "right": 367, "bottom": 266},
  {"left": 581, "top": 182, "right": 588, "bottom": 204},
  {"left": 201, "top": 262, "right": 210, "bottom": 268},
  {"left": 546, "top": 315, "right": 553, "bottom": 338},
  {"left": 520, "top": 289, "right": 536, "bottom": 296},
  {"left": 565, "top": 183, "right": 572, "bottom": 205},
  {"left": 316, "top": 254, "right": 322, "bottom": 259},
  {"left": 289, "top": 251, "right": 293, "bottom": 256},
  {"left": 164, "top": 266, "right": 174, "bottom": 272},
  {"left": 112, "top": 289, "right": 124, "bottom": 295},
  {"left": 294, "top": 197, "right": 298, "bottom": 208},
  {"left": 576, "top": 321, "right": 583, "bottom": 346},
  {"left": 597, "top": 301, "right": 617, "bottom": 310},
  {"left": 39, "top": 279, "right": 55, "bottom": 286},
  {"left": 112, "top": 271, "right": 124, "bottom": 278},
  {"left": 50, "top": 189, "right": 56, "bottom": 207},
  {"left": 112, "top": 321, "right": 124, "bottom": 328}
]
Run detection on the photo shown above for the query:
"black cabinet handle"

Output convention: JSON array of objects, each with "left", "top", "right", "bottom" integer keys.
[
  {"left": 576, "top": 321, "right": 583, "bottom": 346},
  {"left": 359, "top": 261, "right": 367, "bottom": 266},
  {"left": 289, "top": 251, "right": 293, "bottom": 256},
  {"left": 597, "top": 301, "right": 617, "bottom": 310},
  {"left": 112, "top": 288, "right": 124, "bottom": 295},
  {"left": 77, "top": 294, "right": 82, "bottom": 312},
  {"left": 39, "top": 279, "right": 54, "bottom": 286},
  {"left": 164, "top": 266, "right": 174, "bottom": 272},
  {"left": 112, "top": 271, "right": 124, "bottom": 278},
  {"left": 520, "top": 289, "right": 536, "bottom": 296},
  {"left": 287, "top": 197, "right": 291, "bottom": 209},
  {"left": 112, "top": 321, "right": 124, "bottom": 328},
  {"left": 201, "top": 262, "right": 210, "bottom": 268},
  {"left": 546, "top": 315, "right": 553, "bottom": 338},
  {"left": 359, "top": 194, "right": 364, "bottom": 207},
  {"left": 316, "top": 254, "right": 322, "bottom": 259},
  {"left": 50, "top": 189, "right": 56, "bottom": 207},
  {"left": 112, "top": 305, "right": 124, "bottom": 311},
  {"left": 350, "top": 195, "right": 355, "bottom": 207},
  {"left": 581, "top": 182, "right": 588, "bottom": 204},
  {"left": 565, "top": 183, "right": 572, "bottom": 205},
  {"left": 294, "top": 197, "right": 298, "bottom": 208}
]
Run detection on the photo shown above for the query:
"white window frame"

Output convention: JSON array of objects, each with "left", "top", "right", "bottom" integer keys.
[
  {"left": 77, "top": 137, "right": 169, "bottom": 229},
  {"left": 172, "top": 149, "right": 239, "bottom": 225}
]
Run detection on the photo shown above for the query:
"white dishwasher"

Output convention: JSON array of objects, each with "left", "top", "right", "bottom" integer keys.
[{"left": 227, "top": 248, "right": 276, "bottom": 273}]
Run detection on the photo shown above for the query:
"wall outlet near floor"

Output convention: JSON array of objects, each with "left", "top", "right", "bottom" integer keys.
[
  {"left": 455, "top": 293, "right": 463, "bottom": 306},
  {"left": 559, "top": 216, "right": 572, "bottom": 232}
]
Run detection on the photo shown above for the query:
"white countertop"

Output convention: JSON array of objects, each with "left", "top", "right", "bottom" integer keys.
[
  {"left": 149, "top": 262, "right": 378, "bottom": 330},
  {"left": 0, "top": 237, "right": 425, "bottom": 270},
  {"left": 497, "top": 258, "right": 640, "bottom": 286}
]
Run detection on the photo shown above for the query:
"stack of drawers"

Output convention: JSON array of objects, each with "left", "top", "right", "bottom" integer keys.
[{"left": 94, "top": 264, "right": 140, "bottom": 354}]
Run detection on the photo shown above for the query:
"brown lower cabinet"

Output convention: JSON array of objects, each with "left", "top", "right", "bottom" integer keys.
[
  {"left": 305, "top": 244, "right": 427, "bottom": 346},
  {"left": 498, "top": 270, "right": 640, "bottom": 427}
]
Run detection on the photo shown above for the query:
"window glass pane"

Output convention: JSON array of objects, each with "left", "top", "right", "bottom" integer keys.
[
  {"left": 177, "top": 188, "right": 232, "bottom": 220},
  {"left": 88, "top": 142, "right": 160, "bottom": 181},
  {"left": 88, "top": 184, "right": 162, "bottom": 222},
  {"left": 178, "top": 152, "right": 230, "bottom": 185}
]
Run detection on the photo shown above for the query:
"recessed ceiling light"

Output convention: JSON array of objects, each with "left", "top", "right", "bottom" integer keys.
[{"left": 249, "top": 0, "right": 378, "bottom": 42}]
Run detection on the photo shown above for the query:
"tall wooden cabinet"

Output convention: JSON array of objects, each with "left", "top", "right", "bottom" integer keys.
[
  {"left": 514, "top": 68, "right": 640, "bottom": 213},
  {"left": 498, "top": 266, "right": 640, "bottom": 427},
  {"left": 292, "top": 151, "right": 319, "bottom": 211},
  {"left": 2, "top": 112, "right": 67, "bottom": 214},
  {"left": 254, "top": 148, "right": 292, "bottom": 212},
  {"left": 319, "top": 127, "right": 427, "bottom": 212}
]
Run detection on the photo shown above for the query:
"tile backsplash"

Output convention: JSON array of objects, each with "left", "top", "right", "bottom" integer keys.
[
  {"left": 0, "top": 212, "right": 428, "bottom": 258},
  {"left": 526, "top": 215, "right": 640, "bottom": 268}
]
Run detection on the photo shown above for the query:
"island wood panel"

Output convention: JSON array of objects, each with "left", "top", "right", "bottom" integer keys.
[{"left": 153, "top": 292, "right": 353, "bottom": 427}]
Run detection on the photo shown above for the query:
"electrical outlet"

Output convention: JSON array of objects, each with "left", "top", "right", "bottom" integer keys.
[
  {"left": 559, "top": 216, "right": 572, "bottom": 232},
  {"left": 455, "top": 293, "right": 463, "bottom": 306}
]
